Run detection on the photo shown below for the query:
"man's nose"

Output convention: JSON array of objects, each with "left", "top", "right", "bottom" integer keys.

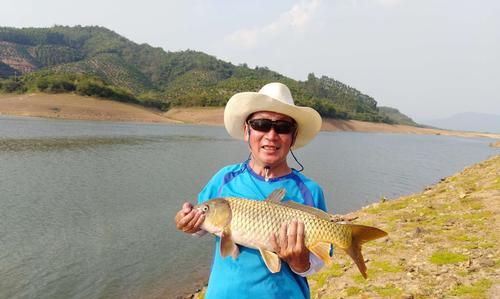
[{"left": 264, "top": 127, "right": 279, "bottom": 138}]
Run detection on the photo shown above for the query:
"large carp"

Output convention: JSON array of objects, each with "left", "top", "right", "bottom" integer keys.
[{"left": 195, "top": 189, "right": 387, "bottom": 278}]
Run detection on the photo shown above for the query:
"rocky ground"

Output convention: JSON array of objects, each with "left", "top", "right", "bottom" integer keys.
[
  {"left": 308, "top": 155, "right": 499, "bottom": 299},
  {"left": 191, "top": 155, "right": 499, "bottom": 299}
]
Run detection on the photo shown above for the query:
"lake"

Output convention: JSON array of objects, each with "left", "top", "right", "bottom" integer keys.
[{"left": 0, "top": 116, "right": 497, "bottom": 298}]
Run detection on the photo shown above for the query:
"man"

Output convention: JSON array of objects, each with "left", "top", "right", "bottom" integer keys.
[{"left": 175, "top": 82, "right": 326, "bottom": 298}]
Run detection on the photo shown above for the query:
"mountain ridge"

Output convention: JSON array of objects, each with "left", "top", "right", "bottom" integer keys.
[
  {"left": 422, "top": 112, "right": 500, "bottom": 133},
  {"left": 0, "top": 25, "right": 416, "bottom": 125}
]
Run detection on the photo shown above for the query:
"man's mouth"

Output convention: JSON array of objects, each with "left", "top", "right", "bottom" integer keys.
[{"left": 261, "top": 145, "right": 280, "bottom": 151}]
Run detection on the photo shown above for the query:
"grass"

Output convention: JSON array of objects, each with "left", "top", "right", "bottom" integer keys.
[
  {"left": 364, "top": 199, "right": 409, "bottom": 214},
  {"left": 450, "top": 279, "right": 492, "bottom": 298},
  {"left": 346, "top": 287, "right": 362, "bottom": 296},
  {"left": 450, "top": 235, "right": 480, "bottom": 242},
  {"left": 309, "top": 263, "right": 344, "bottom": 292},
  {"left": 370, "top": 261, "right": 403, "bottom": 273},
  {"left": 373, "top": 284, "right": 403, "bottom": 297},
  {"left": 429, "top": 251, "right": 469, "bottom": 265}
]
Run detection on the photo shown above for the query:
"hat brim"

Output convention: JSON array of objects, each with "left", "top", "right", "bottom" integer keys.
[{"left": 224, "top": 92, "right": 322, "bottom": 149}]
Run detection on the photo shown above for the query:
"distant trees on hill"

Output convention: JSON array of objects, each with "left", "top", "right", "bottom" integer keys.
[{"left": 0, "top": 25, "right": 415, "bottom": 125}]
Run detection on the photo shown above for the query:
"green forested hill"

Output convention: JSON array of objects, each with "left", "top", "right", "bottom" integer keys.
[
  {"left": 0, "top": 25, "right": 415, "bottom": 124},
  {"left": 378, "top": 106, "right": 419, "bottom": 126}
]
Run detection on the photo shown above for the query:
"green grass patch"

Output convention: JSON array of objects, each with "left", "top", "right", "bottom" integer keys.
[
  {"left": 478, "top": 242, "right": 495, "bottom": 249},
  {"left": 450, "top": 234, "right": 480, "bottom": 243},
  {"left": 346, "top": 286, "right": 362, "bottom": 296},
  {"left": 352, "top": 273, "right": 367, "bottom": 284},
  {"left": 364, "top": 199, "right": 409, "bottom": 214},
  {"left": 373, "top": 284, "right": 403, "bottom": 297},
  {"left": 429, "top": 251, "right": 468, "bottom": 265},
  {"left": 487, "top": 177, "right": 500, "bottom": 190},
  {"left": 370, "top": 261, "right": 403, "bottom": 273},
  {"left": 469, "top": 202, "right": 484, "bottom": 210},
  {"left": 309, "top": 263, "right": 344, "bottom": 292},
  {"left": 351, "top": 267, "right": 377, "bottom": 283},
  {"left": 462, "top": 211, "right": 493, "bottom": 221},
  {"left": 450, "top": 279, "right": 492, "bottom": 298}
]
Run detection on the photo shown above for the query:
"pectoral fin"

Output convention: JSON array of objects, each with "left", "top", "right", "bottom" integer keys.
[
  {"left": 220, "top": 228, "right": 239, "bottom": 259},
  {"left": 265, "top": 188, "right": 286, "bottom": 203},
  {"left": 310, "top": 242, "right": 333, "bottom": 266},
  {"left": 258, "top": 248, "right": 281, "bottom": 273}
]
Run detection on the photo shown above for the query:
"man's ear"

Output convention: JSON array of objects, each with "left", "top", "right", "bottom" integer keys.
[
  {"left": 290, "top": 129, "right": 298, "bottom": 147},
  {"left": 244, "top": 124, "right": 250, "bottom": 142}
]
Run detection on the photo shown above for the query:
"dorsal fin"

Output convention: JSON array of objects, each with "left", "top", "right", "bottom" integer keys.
[
  {"left": 265, "top": 188, "right": 286, "bottom": 203},
  {"left": 280, "top": 200, "right": 332, "bottom": 221}
]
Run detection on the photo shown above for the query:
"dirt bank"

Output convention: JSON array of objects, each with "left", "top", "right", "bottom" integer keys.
[
  {"left": 1, "top": 93, "right": 499, "bottom": 140},
  {"left": 0, "top": 93, "right": 180, "bottom": 123},
  {"left": 307, "top": 155, "right": 500, "bottom": 299}
]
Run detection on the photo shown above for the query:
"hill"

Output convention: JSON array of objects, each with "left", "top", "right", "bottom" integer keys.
[
  {"left": 0, "top": 25, "right": 413, "bottom": 124},
  {"left": 378, "top": 106, "right": 418, "bottom": 126},
  {"left": 422, "top": 112, "right": 500, "bottom": 134}
]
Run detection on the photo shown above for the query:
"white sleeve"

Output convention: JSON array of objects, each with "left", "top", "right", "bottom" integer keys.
[
  {"left": 291, "top": 252, "right": 325, "bottom": 277},
  {"left": 191, "top": 230, "right": 207, "bottom": 237}
]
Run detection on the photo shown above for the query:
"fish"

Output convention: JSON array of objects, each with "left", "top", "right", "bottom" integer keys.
[{"left": 195, "top": 188, "right": 387, "bottom": 278}]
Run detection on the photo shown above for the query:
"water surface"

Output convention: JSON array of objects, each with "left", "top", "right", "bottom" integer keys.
[{"left": 0, "top": 116, "right": 497, "bottom": 298}]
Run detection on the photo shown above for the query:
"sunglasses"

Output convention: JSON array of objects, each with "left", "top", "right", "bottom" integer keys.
[{"left": 247, "top": 119, "right": 296, "bottom": 134}]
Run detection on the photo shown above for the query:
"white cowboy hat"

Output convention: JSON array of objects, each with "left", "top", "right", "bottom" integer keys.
[{"left": 224, "top": 82, "right": 322, "bottom": 149}]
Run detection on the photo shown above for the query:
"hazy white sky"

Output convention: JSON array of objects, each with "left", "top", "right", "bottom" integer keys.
[{"left": 3, "top": 0, "right": 499, "bottom": 121}]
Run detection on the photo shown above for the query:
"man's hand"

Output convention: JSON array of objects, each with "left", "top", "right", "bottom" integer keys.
[
  {"left": 270, "top": 220, "right": 310, "bottom": 273},
  {"left": 175, "top": 202, "right": 205, "bottom": 234}
]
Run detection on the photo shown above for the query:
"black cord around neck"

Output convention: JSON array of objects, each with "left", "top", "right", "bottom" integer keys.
[{"left": 290, "top": 149, "right": 304, "bottom": 172}]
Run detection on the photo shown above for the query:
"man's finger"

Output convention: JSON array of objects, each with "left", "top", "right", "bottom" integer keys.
[
  {"left": 177, "top": 210, "right": 196, "bottom": 229},
  {"left": 296, "top": 221, "right": 305, "bottom": 249},
  {"left": 269, "top": 233, "right": 280, "bottom": 252},
  {"left": 279, "top": 222, "right": 287, "bottom": 250},
  {"left": 182, "top": 202, "right": 193, "bottom": 214},
  {"left": 287, "top": 220, "right": 297, "bottom": 249},
  {"left": 193, "top": 212, "right": 205, "bottom": 229},
  {"left": 186, "top": 210, "right": 202, "bottom": 230}
]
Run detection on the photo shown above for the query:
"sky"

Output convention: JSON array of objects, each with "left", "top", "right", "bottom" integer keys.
[{"left": 3, "top": 0, "right": 500, "bottom": 122}]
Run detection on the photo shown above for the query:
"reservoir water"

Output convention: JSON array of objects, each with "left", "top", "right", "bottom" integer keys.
[{"left": 0, "top": 116, "right": 497, "bottom": 298}]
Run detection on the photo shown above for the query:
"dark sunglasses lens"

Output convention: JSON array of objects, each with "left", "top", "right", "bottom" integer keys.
[
  {"left": 249, "top": 119, "right": 272, "bottom": 132},
  {"left": 249, "top": 119, "right": 294, "bottom": 134},
  {"left": 274, "top": 121, "right": 293, "bottom": 134}
]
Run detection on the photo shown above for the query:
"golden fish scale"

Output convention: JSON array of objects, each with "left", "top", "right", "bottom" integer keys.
[{"left": 226, "top": 197, "right": 352, "bottom": 249}]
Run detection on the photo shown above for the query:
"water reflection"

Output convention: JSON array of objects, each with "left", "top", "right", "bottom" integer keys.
[{"left": 0, "top": 135, "right": 226, "bottom": 152}]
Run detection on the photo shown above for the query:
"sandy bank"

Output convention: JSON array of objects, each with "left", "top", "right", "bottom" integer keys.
[
  {"left": 0, "top": 93, "right": 180, "bottom": 123},
  {"left": 1, "top": 93, "right": 499, "bottom": 140}
]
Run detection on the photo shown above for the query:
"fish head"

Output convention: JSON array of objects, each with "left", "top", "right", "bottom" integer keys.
[{"left": 195, "top": 198, "right": 232, "bottom": 235}]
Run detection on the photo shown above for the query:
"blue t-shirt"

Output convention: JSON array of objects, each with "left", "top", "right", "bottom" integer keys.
[{"left": 198, "top": 162, "right": 327, "bottom": 299}]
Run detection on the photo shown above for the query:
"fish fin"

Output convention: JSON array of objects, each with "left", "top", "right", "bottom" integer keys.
[
  {"left": 265, "top": 188, "right": 286, "bottom": 203},
  {"left": 344, "top": 224, "right": 388, "bottom": 278},
  {"left": 309, "top": 242, "right": 333, "bottom": 266},
  {"left": 258, "top": 248, "right": 281, "bottom": 273},
  {"left": 350, "top": 224, "right": 388, "bottom": 245},
  {"left": 280, "top": 200, "right": 332, "bottom": 221},
  {"left": 220, "top": 227, "right": 239, "bottom": 259}
]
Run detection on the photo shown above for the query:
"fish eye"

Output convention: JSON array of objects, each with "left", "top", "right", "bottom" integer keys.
[{"left": 202, "top": 205, "right": 209, "bottom": 212}]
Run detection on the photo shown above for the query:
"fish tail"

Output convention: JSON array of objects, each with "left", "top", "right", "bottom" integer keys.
[{"left": 344, "top": 224, "right": 387, "bottom": 278}]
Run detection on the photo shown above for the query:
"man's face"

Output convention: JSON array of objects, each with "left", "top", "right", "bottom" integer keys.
[{"left": 245, "top": 111, "right": 296, "bottom": 168}]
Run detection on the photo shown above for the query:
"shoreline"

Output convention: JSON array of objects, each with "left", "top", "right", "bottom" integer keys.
[
  {"left": 1, "top": 93, "right": 499, "bottom": 140},
  {"left": 189, "top": 155, "right": 499, "bottom": 298}
]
